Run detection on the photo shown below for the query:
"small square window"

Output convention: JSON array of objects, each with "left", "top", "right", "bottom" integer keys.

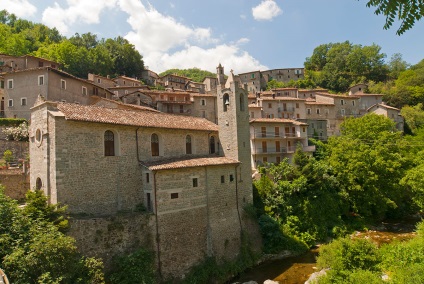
[
  {"left": 193, "top": 178, "right": 198, "bottom": 187},
  {"left": 21, "top": 98, "right": 27, "bottom": 106},
  {"left": 229, "top": 174, "right": 234, "bottom": 182},
  {"left": 221, "top": 175, "right": 225, "bottom": 183},
  {"left": 171, "top": 192, "right": 179, "bottom": 199}
]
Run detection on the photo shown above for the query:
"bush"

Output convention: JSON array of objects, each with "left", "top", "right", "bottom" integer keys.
[
  {"left": 3, "top": 149, "right": 13, "bottom": 164},
  {"left": 0, "top": 118, "right": 27, "bottom": 127},
  {"left": 108, "top": 248, "right": 156, "bottom": 284},
  {"left": 317, "top": 237, "right": 380, "bottom": 273},
  {"left": 318, "top": 269, "right": 384, "bottom": 284},
  {"left": 258, "top": 214, "right": 307, "bottom": 254},
  {"left": 2, "top": 122, "right": 29, "bottom": 141}
]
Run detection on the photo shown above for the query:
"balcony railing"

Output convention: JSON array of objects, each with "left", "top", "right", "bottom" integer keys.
[
  {"left": 252, "top": 145, "right": 315, "bottom": 154},
  {"left": 252, "top": 132, "right": 302, "bottom": 139},
  {"left": 277, "top": 107, "right": 295, "bottom": 113}
]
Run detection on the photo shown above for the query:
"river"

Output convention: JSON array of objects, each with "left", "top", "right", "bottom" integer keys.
[{"left": 232, "top": 219, "right": 418, "bottom": 284}]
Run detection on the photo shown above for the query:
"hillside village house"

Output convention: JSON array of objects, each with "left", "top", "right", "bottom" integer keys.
[
  {"left": 368, "top": 103, "right": 404, "bottom": 130},
  {"left": 29, "top": 66, "right": 257, "bottom": 277},
  {"left": 2, "top": 67, "right": 114, "bottom": 120},
  {"left": 0, "top": 54, "right": 59, "bottom": 73},
  {"left": 140, "top": 68, "right": 160, "bottom": 86},
  {"left": 87, "top": 73, "right": 116, "bottom": 89},
  {"left": 250, "top": 118, "right": 314, "bottom": 167}
]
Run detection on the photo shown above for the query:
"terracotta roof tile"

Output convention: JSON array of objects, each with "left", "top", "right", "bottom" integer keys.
[
  {"left": 141, "top": 155, "right": 239, "bottom": 171},
  {"left": 55, "top": 102, "right": 218, "bottom": 131}
]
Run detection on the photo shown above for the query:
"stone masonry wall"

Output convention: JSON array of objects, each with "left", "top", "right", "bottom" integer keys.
[
  {"left": 0, "top": 140, "right": 29, "bottom": 160},
  {"left": 67, "top": 213, "right": 155, "bottom": 269},
  {"left": 0, "top": 169, "right": 29, "bottom": 200}
]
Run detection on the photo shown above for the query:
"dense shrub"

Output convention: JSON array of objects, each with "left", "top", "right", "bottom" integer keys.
[{"left": 108, "top": 247, "right": 156, "bottom": 284}]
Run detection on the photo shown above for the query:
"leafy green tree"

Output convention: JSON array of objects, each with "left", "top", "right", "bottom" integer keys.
[
  {"left": 387, "top": 53, "right": 410, "bottom": 79},
  {"left": 104, "top": 37, "right": 144, "bottom": 77},
  {"left": 326, "top": 114, "right": 413, "bottom": 220},
  {"left": 254, "top": 154, "right": 344, "bottom": 247},
  {"left": 401, "top": 103, "right": 424, "bottom": 133},
  {"left": 384, "top": 60, "right": 424, "bottom": 108},
  {"left": 304, "top": 41, "right": 388, "bottom": 92},
  {"left": 160, "top": 68, "right": 216, "bottom": 83},
  {"left": 364, "top": 0, "right": 424, "bottom": 35},
  {"left": 108, "top": 247, "right": 156, "bottom": 284},
  {"left": 0, "top": 188, "right": 105, "bottom": 283}
]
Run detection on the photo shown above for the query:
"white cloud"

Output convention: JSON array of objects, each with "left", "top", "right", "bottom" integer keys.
[
  {"left": 37, "top": 0, "right": 267, "bottom": 74},
  {"left": 252, "top": 0, "right": 282, "bottom": 21},
  {"left": 145, "top": 43, "right": 267, "bottom": 74},
  {"left": 42, "top": 0, "right": 117, "bottom": 34},
  {"left": 118, "top": 0, "right": 266, "bottom": 73},
  {"left": 3, "top": 0, "right": 37, "bottom": 18}
]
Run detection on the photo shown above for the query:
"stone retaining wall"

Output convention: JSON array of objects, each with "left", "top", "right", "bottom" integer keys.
[
  {"left": 0, "top": 168, "right": 29, "bottom": 200},
  {"left": 67, "top": 213, "right": 156, "bottom": 269},
  {"left": 0, "top": 140, "right": 29, "bottom": 160}
]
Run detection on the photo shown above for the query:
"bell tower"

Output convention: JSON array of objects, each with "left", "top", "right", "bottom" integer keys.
[{"left": 216, "top": 66, "right": 252, "bottom": 204}]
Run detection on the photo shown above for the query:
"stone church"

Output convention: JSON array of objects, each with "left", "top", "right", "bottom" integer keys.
[{"left": 29, "top": 65, "right": 260, "bottom": 278}]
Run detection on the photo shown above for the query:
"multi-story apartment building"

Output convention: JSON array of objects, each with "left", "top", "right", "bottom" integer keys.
[
  {"left": 159, "top": 73, "right": 190, "bottom": 90},
  {"left": 113, "top": 75, "right": 143, "bottom": 87},
  {"left": 250, "top": 118, "right": 314, "bottom": 168},
  {"left": 202, "top": 76, "right": 218, "bottom": 94},
  {"left": 259, "top": 96, "right": 306, "bottom": 119},
  {"left": 0, "top": 54, "right": 59, "bottom": 73},
  {"left": 87, "top": 73, "right": 116, "bottom": 89},
  {"left": 238, "top": 68, "right": 305, "bottom": 93},
  {"left": 140, "top": 68, "right": 160, "bottom": 86},
  {"left": 2, "top": 67, "right": 114, "bottom": 120},
  {"left": 238, "top": 70, "right": 264, "bottom": 93},
  {"left": 261, "top": 68, "right": 305, "bottom": 83}
]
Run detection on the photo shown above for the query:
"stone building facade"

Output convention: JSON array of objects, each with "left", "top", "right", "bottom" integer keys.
[{"left": 29, "top": 66, "right": 260, "bottom": 278}]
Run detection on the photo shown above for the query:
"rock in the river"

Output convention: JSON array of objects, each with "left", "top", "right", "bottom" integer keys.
[
  {"left": 263, "top": 280, "right": 279, "bottom": 284},
  {"left": 305, "top": 269, "right": 329, "bottom": 284}
]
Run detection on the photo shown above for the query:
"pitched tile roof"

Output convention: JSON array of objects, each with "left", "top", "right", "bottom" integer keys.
[
  {"left": 141, "top": 155, "right": 239, "bottom": 171},
  {"left": 54, "top": 102, "right": 219, "bottom": 131}
]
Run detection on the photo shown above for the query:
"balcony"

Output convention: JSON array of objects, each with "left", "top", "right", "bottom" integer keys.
[
  {"left": 252, "top": 145, "right": 315, "bottom": 154},
  {"left": 277, "top": 107, "right": 295, "bottom": 113},
  {"left": 251, "top": 131, "right": 302, "bottom": 139}
]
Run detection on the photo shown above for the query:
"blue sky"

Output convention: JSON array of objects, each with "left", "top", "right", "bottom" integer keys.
[{"left": 4, "top": 0, "right": 424, "bottom": 74}]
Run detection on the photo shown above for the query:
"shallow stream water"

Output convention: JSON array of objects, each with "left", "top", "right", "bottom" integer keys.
[{"left": 232, "top": 220, "right": 419, "bottom": 284}]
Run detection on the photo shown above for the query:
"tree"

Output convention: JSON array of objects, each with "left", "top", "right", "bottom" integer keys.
[
  {"left": 326, "top": 114, "right": 413, "bottom": 220},
  {"left": 388, "top": 53, "right": 410, "bottom": 79},
  {"left": 364, "top": 0, "right": 424, "bottom": 35},
  {"left": 401, "top": 103, "right": 424, "bottom": 133},
  {"left": 104, "top": 37, "right": 144, "bottom": 77},
  {"left": 0, "top": 188, "right": 105, "bottom": 283},
  {"left": 159, "top": 68, "right": 216, "bottom": 83},
  {"left": 304, "top": 41, "right": 388, "bottom": 92}
]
